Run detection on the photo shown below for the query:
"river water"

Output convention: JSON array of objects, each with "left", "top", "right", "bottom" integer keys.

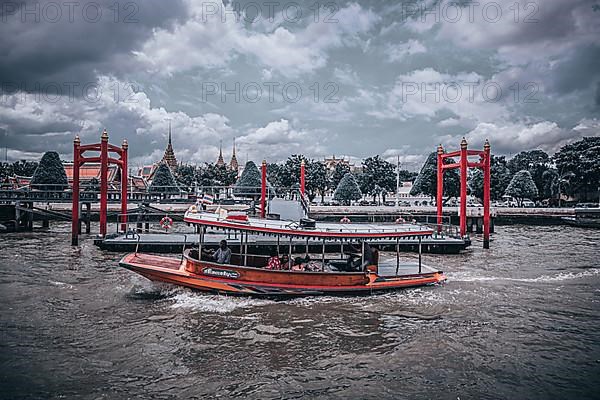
[{"left": 1, "top": 223, "right": 599, "bottom": 399}]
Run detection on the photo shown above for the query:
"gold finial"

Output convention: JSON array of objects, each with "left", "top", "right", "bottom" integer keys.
[
  {"left": 122, "top": 139, "right": 128, "bottom": 149},
  {"left": 437, "top": 144, "right": 444, "bottom": 154},
  {"left": 74, "top": 135, "right": 80, "bottom": 144},
  {"left": 262, "top": 159, "right": 267, "bottom": 165},
  {"left": 460, "top": 137, "right": 468, "bottom": 149},
  {"left": 300, "top": 159, "right": 305, "bottom": 166},
  {"left": 101, "top": 129, "right": 109, "bottom": 140},
  {"left": 484, "top": 138, "right": 490, "bottom": 150}
]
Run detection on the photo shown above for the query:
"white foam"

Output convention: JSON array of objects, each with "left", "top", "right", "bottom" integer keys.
[
  {"left": 169, "top": 290, "right": 274, "bottom": 313},
  {"left": 449, "top": 268, "right": 600, "bottom": 283},
  {"left": 48, "top": 280, "right": 73, "bottom": 289}
]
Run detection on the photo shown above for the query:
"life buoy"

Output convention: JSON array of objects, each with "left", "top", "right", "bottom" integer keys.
[
  {"left": 160, "top": 216, "right": 173, "bottom": 230},
  {"left": 189, "top": 205, "right": 198, "bottom": 213},
  {"left": 395, "top": 217, "right": 405, "bottom": 224},
  {"left": 340, "top": 217, "right": 351, "bottom": 224}
]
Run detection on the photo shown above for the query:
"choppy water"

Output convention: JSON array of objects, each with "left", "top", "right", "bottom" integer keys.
[{"left": 1, "top": 224, "right": 599, "bottom": 399}]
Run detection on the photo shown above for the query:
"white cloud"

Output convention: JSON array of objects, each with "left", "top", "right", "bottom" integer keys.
[
  {"left": 236, "top": 119, "right": 326, "bottom": 161},
  {"left": 436, "top": 0, "right": 599, "bottom": 64},
  {"left": 136, "top": 1, "right": 380, "bottom": 77},
  {"left": 0, "top": 76, "right": 234, "bottom": 167},
  {"left": 382, "top": 147, "right": 427, "bottom": 170},
  {"left": 436, "top": 119, "right": 600, "bottom": 155},
  {"left": 386, "top": 39, "right": 427, "bottom": 62},
  {"left": 437, "top": 118, "right": 462, "bottom": 127},
  {"left": 371, "top": 68, "right": 506, "bottom": 124}
]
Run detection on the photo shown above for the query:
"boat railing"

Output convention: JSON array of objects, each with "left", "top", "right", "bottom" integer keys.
[
  {"left": 305, "top": 213, "right": 461, "bottom": 238},
  {"left": 135, "top": 234, "right": 140, "bottom": 255},
  {"left": 181, "top": 234, "right": 187, "bottom": 262}
]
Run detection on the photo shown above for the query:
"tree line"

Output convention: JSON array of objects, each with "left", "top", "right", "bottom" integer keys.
[
  {"left": 410, "top": 137, "right": 600, "bottom": 206},
  {"left": 2, "top": 137, "right": 598, "bottom": 206},
  {"left": 171, "top": 155, "right": 417, "bottom": 203}
]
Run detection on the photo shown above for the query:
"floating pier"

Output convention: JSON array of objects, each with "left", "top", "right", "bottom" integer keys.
[{"left": 94, "top": 231, "right": 469, "bottom": 254}]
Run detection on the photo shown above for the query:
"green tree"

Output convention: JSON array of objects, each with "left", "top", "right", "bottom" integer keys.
[
  {"left": 266, "top": 162, "right": 283, "bottom": 187},
  {"left": 31, "top": 151, "right": 68, "bottom": 190},
  {"left": 305, "top": 160, "right": 327, "bottom": 202},
  {"left": 13, "top": 160, "right": 39, "bottom": 177},
  {"left": 507, "top": 150, "right": 550, "bottom": 199},
  {"left": 333, "top": 172, "right": 362, "bottom": 205},
  {"left": 553, "top": 137, "right": 600, "bottom": 202},
  {"left": 360, "top": 155, "right": 396, "bottom": 201},
  {"left": 196, "top": 163, "right": 215, "bottom": 187},
  {"left": 410, "top": 152, "right": 460, "bottom": 202},
  {"left": 330, "top": 162, "right": 351, "bottom": 191},
  {"left": 234, "top": 161, "right": 263, "bottom": 199},
  {"left": 149, "top": 163, "right": 180, "bottom": 197},
  {"left": 279, "top": 155, "right": 308, "bottom": 187},
  {"left": 504, "top": 170, "right": 538, "bottom": 206},
  {"left": 360, "top": 156, "right": 396, "bottom": 202},
  {"left": 213, "top": 164, "right": 238, "bottom": 187},
  {"left": 175, "top": 164, "right": 196, "bottom": 191},
  {"left": 274, "top": 155, "right": 328, "bottom": 201},
  {"left": 398, "top": 169, "right": 418, "bottom": 182},
  {"left": 469, "top": 155, "right": 512, "bottom": 201}
]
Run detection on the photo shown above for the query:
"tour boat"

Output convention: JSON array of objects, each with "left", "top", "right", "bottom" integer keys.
[{"left": 119, "top": 207, "right": 446, "bottom": 297}]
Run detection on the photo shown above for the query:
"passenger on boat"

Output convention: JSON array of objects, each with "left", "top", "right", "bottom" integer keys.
[
  {"left": 291, "top": 257, "right": 305, "bottom": 271},
  {"left": 212, "top": 240, "right": 231, "bottom": 264},
  {"left": 346, "top": 242, "right": 376, "bottom": 271},
  {"left": 302, "top": 255, "right": 322, "bottom": 272},
  {"left": 279, "top": 254, "right": 292, "bottom": 270},
  {"left": 266, "top": 249, "right": 281, "bottom": 270}
]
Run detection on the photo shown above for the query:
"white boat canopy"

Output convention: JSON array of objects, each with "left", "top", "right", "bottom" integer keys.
[{"left": 184, "top": 209, "right": 433, "bottom": 240}]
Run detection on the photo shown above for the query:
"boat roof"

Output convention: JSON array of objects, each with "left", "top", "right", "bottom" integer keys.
[{"left": 184, "top": 210, "right": 433, "bottom": 239}]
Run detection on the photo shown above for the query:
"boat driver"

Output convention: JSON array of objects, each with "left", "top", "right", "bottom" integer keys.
[{"left": 212, "top": 240, "right": 232, "bottom": 264}]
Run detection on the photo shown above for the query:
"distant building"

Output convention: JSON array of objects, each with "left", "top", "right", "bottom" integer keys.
[
  {"left": 2, "top": 175, "right": 32, "bottom": 190},
  {"left": 161, "top": 122, "right": 178, "bottom": 169},
  {"left": 138, "top": 165, "right": 156, "bottom": 180},
  {"left": 229, "top": 137, "right": 239, "bottom": 174},
  {"left": 395, "top": 181, "right": 433, "bottom": 206},
  {"left": 64, "top": 163, "right": 119, "bottom": 185},
  {"left": 216, "top": 141, "right": 225, "bottom": 167},
  {"left": 215, "top": 139, "right": 239, "bottom": 176},
  {"left": 138, "top": 123, "right": 179, "bottom": 183},
  {"left": 63, "top": 162, "right": 147, "bottom": 192},
  {"left": 323, "top": 155, "right": 361, "bottom": 173}
]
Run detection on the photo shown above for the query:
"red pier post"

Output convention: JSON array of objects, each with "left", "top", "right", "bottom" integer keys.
[
  {"left": 71, "top": 130, "right": 129, "bottom": 245},
  {"left": 483, "top": 139, "right": 491, "bottom": 249},
  {"left": 99, "top": 129, "right": 109, "bottom": 237},
  {"left": 436, "top": 137, "right": 492, "bottom": 248},
  {"left": 300, "top": 159, "right": 306, "bottom": 197},
  {"left": 436, "top": 144, "right": 444, "bottom": 233},
  {"left": 260, "top": 160, "right": 267, "bottom": 218},
  {"left": 459, "top": 137, "right": 468, "bottom": 237},
  {"left": 71, "top": 136, "right": 81, "bottom": 246},
  {"left": 120, "top": 139, "right": 128, "bottom": 233}
]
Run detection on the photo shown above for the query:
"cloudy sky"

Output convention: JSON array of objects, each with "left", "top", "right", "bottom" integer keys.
[{"left": 1, "top": 0, "right": 599, "bottom": 170}]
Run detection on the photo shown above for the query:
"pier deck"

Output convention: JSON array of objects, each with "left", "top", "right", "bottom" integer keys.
[{"left": 95, "top": 232, "right": 469, "bottom": 254}]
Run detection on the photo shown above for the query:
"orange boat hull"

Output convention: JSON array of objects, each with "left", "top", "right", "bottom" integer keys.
[{"left": 119, "top": 253, "right": 446, "bottom": 296}]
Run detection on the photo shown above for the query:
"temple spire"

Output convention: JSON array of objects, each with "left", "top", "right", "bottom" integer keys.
[
  {"left": 216, "top": 140, "right": 225, "bottom": 167},
  {"left": 168, "top": 120, "right": 172, "bottom": 145},
  {"left": 229, "top": 137, "right": 239, "bottom": 174},
  {"left": 161, "top": 120, "right": 178, "bottom": 169}
]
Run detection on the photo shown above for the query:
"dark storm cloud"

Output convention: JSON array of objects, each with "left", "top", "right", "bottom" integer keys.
[
  {"left": 552, "top": 45, "right": 600, "bottom": 96},
  {"left": 0, "top": 0, "right": 187, "bottom": 93}
]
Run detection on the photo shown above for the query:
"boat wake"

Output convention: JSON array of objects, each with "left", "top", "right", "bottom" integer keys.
[
  {"left": 449, "top": 268, "right": 600, "bottom": 283},
  {"left": 169, "top": 290, "right": 274, "bottom": 313},
  {"left": 48, "top": 280, "right": 74, "bottom": 289}
]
